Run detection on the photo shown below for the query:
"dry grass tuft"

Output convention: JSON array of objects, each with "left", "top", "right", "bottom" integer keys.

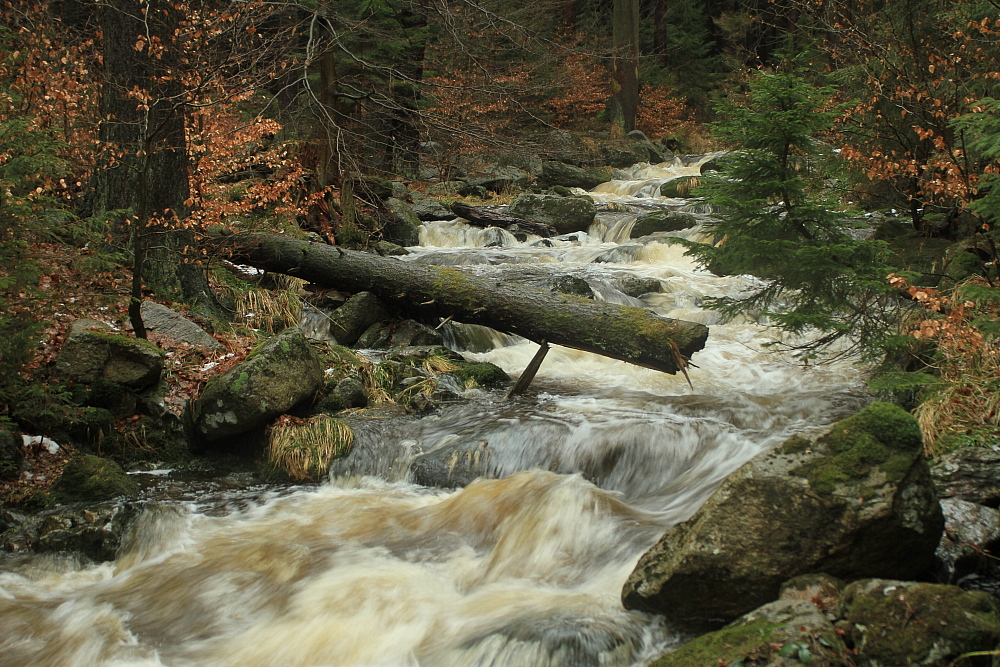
[
  {"left": 267, "top": 415, "right": 354, "bottom": 481},
  {"left": 233, "top": 288, "right": 302, "bottom": 334}
]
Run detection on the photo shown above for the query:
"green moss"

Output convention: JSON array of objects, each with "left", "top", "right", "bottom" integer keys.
[
  {"left": 650, "top": 617, "right": 780, "bottom": 667},
  {"left": 796, "top": 402, "right": 923, "bottom": 493},
  {"left": 89, "top": 330, "right": 166, "bottom": 357},
  {"left": 844, "top": 583, "right": 1000, "bottom": 665},
  {"left": 781, "top": 435, "right": 811, "bottom": 454},
  {"left": 229, "top": 371, "right": 250, "bottom": 395},
  {"left": 50, "top": 455, "right": 140, "bottom": 503},
  {"left": 821, "top": 402, "right": 922, "bottom": 452},
  {"left": 452, "top": 362, "right": 509, "bottom": 387}
]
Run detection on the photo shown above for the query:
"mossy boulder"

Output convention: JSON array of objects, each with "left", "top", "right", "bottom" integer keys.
[
  {"left": 192, "top": 327, "right": 324, "bottom": 443},
  {"left": 538, "top": 161, "right": 614, "bottom": 189},
  {"left": 650, "top": 598, "right": 849, "bottom": 667},
  {"left": 451, "top": 361, "right": 509, "bottom": 387},
  {"left": 840, "top": 579, "right": 1000, "bottom": 666},
  {"left": 330, "top": 291, "right": 390, "bottom": 346},
  {"left": 381, "top": 197, "right": 422, "bottom": 247},
  {"left": 658, "top": 177, "right": 701, "bottom": 198},
  {"left": 50, "top": 455, "right": 140, "bottom": 503},
  {"left": 57, "top": 318, "right": 164, "bottom": 388},
  {"left": 622, "top": 403, "right": 943, "bottom": 626},
  {"left": 630, "top": 211, "right": 698, "bottom": 238},
  {"left": 507, "top": 193, "right": 596, "bottom": 234}
]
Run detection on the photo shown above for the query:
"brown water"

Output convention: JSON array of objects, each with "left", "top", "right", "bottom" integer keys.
[{"left": 0, "top": 158, "right": 870, "bottom": 667}]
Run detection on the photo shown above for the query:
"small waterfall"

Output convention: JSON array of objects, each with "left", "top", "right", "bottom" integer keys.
[{"left": 0, "top": 155, "right": 868, "bottom": 667}]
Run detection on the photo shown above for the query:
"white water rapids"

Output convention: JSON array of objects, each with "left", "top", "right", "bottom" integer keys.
[{"left": 0, "top": 159, "right": 871, "bottom": 667}]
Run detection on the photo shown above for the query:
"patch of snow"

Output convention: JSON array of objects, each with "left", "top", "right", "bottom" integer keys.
[{"left": 22, "top": 434, "right": 60, "bottom": 454}]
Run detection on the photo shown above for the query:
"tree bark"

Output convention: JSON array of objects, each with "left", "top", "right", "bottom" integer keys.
[
  {"left": 218, "top": 234, "right": 709, "bottom": 374},
  {"left": 450, "top": 203, "right": 557, "bottom": 238},
  {"left": 610, "top": 0, "right": 640, "bottom": 133}
]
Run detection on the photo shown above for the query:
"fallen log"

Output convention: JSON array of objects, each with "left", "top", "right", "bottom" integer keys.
[
  {"left": 450, "top": 202, "right": 557, "bottom": 238},
  {"left": 218, "top": 234, "right": 709, "bottom": 374}
]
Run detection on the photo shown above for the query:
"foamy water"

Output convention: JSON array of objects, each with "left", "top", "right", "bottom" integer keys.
[{"left": 0, "top": 158, "right": 870, "bottom": 667}]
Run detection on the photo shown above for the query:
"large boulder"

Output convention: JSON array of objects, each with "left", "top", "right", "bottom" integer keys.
[
  {"left": 140, "top": 301, "right": 222, "bottom": 350},
  {"left": 538, "top": 161, "right": 614, "bottom": 190},
  {"left": 933, "top": 446, "right": 1000, "bottom": 505},
  {"left": 50, "top": 455, "right": 141, "bottom": 503},
  {"left": 381, "top": 197, "right": 422, "bottom": 247},
  {"left": 507, "top": 193, "right": 596, "bottom": 234},
  {"left": 622, "top": 402, "right": 944, "bottom": 626},
  {"left": 935, "top": 497, "right": 1000, "bottom": 583},
  {"left": 330, "top": 291, "right": 390, "bottom": 346},
  {"left": 840, "top": 579, "right": 1000, "bottom": 666},
  {"left": 649, "top": 598, "right": 849, "bottom": 667},
  {"left": 460, "top": 165, "right": 531, "bottom": 194},
  {"left": 57, "top": 319, "right": 164, "bottom": 389},
  {"left": 192, "top": 328, "right": 323, "bottom": 442}
]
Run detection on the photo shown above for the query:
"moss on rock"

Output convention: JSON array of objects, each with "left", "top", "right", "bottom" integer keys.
[
  {"left": 451, "top": 361, "right": 509, "bottom": 387},
  {"left": 50, "top": 455, "right": 140, "bottom": 503}
]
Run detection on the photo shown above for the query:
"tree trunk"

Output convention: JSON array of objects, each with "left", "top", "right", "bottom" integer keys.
[
  {"left": 217, "top": 234, "right": 709, "bottom": 373},
  {"left": 610, "top": 0, "right": 640, "bottom": 133},
  {"left": 95, "top": 0, "right": 217, "bottom": 323}
]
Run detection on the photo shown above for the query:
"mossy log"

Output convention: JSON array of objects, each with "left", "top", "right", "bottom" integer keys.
[
  {"left": 219, "top": 234, "right": 709, "bottom": 374},
  {"left": 450, "top": 202, "right": 558, "bottom": 238}
]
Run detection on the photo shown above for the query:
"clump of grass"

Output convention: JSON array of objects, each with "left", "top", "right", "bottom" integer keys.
[
  {"left": 423, "top": 354, "right": 459, "bottom": 375},
  {"left": 267, "top": 415, "right": 354, "bottom": 481},
  {"left": 232, "top": 287, "right": 302, "bottom": 334}
]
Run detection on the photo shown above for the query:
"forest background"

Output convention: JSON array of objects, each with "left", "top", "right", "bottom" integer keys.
[{"left": 3, "top": 0, "right": 1000, "bottom": 493}]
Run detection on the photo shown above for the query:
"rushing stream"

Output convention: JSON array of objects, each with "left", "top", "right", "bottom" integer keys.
[{"left": 0, "top": 158, "right": 871, "bottom": 667}]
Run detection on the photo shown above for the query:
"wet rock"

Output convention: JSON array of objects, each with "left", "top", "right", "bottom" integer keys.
[
  {"left": 1, "top": 501, "right": 140, "bottom": 562},
  {"left": 330, "top": 292, "right": 390, "bottom": 346},
  {"left": 936, "top": 498, "right": 1000, "bottom": 584},
  {"left": 507, "top": 193, "right": 596, "bottom": 234},
  {"left": 460, "top": 164, "right": 531, "bottom": 194},
  {"left": 356, "top": 319, "right": 443, "bottom": 349},
  {"left": 0, "top": 428, "right": 24, "bottom": 481},
  {"left": 538, "top": 161, "right": 614, "bottom": 190},
  {"left": 547, "top": 275, "right": 594, "bottom": 299},
  {"left": 192, "top": 327, "right": 323, "bottom": 443},
  {"left": 318, "top": 376, "right": 369, "bottom": 412},
  {"left": 649, "top": 599, "right": 849, "bottom": 667},
  {"left": 57, "top": 319, "right": 164, "bottom": 389},
  {"left": 616, "top": 276, "right": 661, "bottom": 298},
  {"left": 140, "top": 301, "right": 222, "bottom": 351},
  {"left": 411, "top": 438, "right": 495, "bottom": 488},
  {"left": 450, "top": 361, "right": 509, "bottom": 388},
  {"left": 409, "top": 196, "right": 454, "bottom": 221},
  {"left": 381, "top": 197, "right": 422, "bottom": 247},
  {"left": 630, "top": 211, "right": 697, "bottom": 238},
  {"left": 50, "top": 455, "right": 140, "bottom": 503},
  {"left": 840, "top": 579, "right": 1000, "bottom": 666},
  {"left": 622, "top": 402, "right": 944, "bottom": 626},
  {"left": 658, "top": 177, "right": 701, "bottom": 198},
  {"left": 932, "top": 446, "right": 1000, "bottom": 506},
  {"left": 370, "top": 240, "right": 409, "bottom": 256},
  {"left": 626, "top": 130, "right": 669, "bottom": 164}
]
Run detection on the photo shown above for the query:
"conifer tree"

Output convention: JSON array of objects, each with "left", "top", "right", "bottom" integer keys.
[{"left": 685, "top": 68, "right": 897, "bottom": 357}]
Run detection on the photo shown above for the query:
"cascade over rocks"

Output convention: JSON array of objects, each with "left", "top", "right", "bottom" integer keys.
[
  {"left": 629, "top": 211, "right": 698, "bottom": 238},
  {"left": 57, "top": 319, "right": 164, "bottom": 389},
  {"left": 191, "top": 327, "right": 323, "bottom": 444},
  {"left": 622, "top": 402, "right": 944, "bottom": 626}
]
